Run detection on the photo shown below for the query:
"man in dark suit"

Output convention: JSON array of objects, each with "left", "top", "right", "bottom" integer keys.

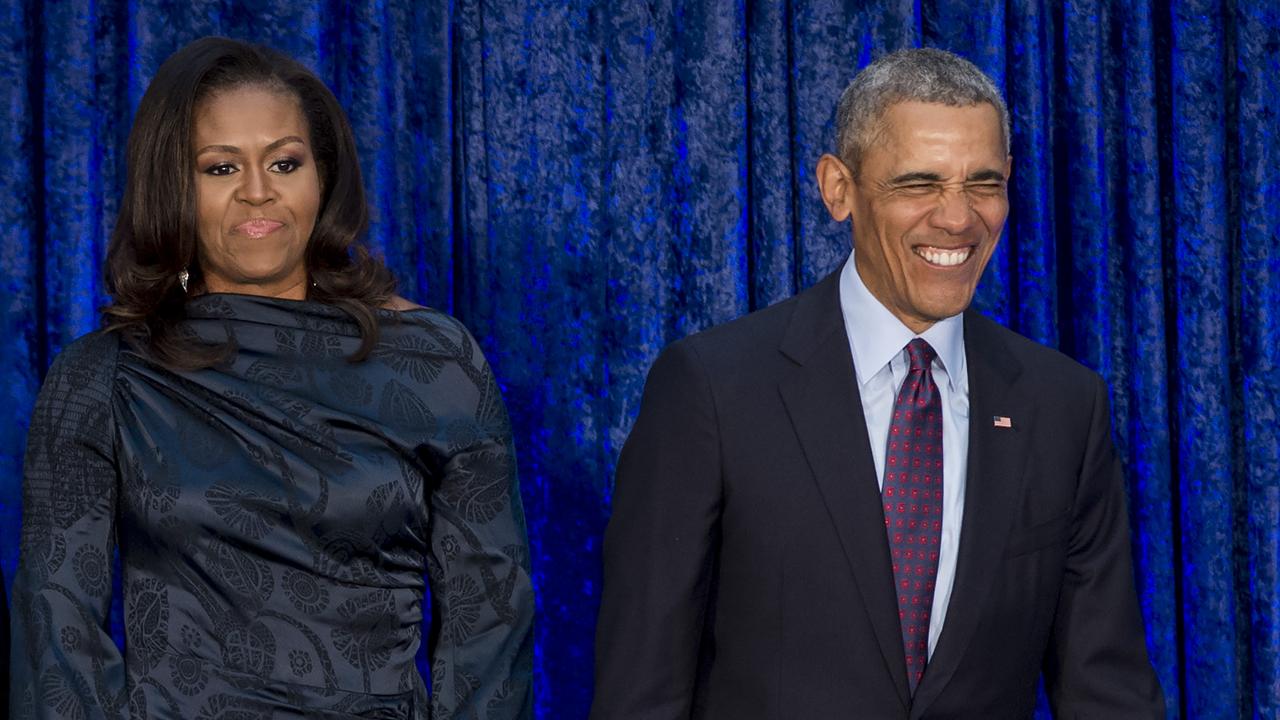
[{"left": 591, "top": 48, "right": 1164, "bottom": 719}]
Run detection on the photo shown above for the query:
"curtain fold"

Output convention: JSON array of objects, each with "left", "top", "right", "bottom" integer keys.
[
  {"left": 1237, "top": 5, "right": 1280, "bottom": 711},
  {"left": 0, "top": 1, "right": 1275, "bottom": 717}
]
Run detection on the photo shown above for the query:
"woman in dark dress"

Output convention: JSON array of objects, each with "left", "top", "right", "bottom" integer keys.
[{"left": 10, "top": 37, "right": 533, "bottom": 719}]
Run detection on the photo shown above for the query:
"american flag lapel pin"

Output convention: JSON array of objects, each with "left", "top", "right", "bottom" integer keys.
[{"left": 993, "top": 415, "right": 1013, "bottom": 428}]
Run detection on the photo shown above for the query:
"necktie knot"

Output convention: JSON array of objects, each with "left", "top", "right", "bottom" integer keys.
[{"left": 905, "top": 338, "right": 937, "bottom": 373}]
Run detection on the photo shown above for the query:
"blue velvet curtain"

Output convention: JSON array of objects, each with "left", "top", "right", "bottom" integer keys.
[{"left": 0, "top": 1, "right": 1275, "bottom": 718}]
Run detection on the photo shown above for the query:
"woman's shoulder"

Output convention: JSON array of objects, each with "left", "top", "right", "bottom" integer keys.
[
  {"left": 381, "top": 295, "right": 426, "bottom": 313},
  {"left": 45, "top": 329, "right": 123, "bottom": 386},
  {"left": 31, "top": 330, "right": 123, "bottom": 444},
  {"left": 376, "top": 297, "right": 488, "bottom": 368},
  {"left": 381, "top": 296, "right": 472, "bottom": 341}
]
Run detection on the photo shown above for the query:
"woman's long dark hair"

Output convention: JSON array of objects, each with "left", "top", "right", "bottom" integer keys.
[{"left": 104, "top": 36, "right": 396, "bottom": 368}]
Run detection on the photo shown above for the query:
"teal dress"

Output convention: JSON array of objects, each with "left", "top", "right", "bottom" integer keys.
[{"left": 10, "top": 295, "right": 533, "bottom": 719}]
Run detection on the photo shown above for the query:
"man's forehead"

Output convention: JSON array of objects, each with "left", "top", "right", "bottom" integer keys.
[
  {"left": 877, "top": 101, "right": 1002, "bottom": 139},
  {"left": 866, "top": 102, "right": 1008, "bottom": 171}
]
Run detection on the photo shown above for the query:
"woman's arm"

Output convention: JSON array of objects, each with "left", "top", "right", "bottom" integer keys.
[
  {"left": 11, "top": 332, "right": 127, "bottom": 720},
  {"left": 423, "top": 324, "right": 534, "bottom": 719}
]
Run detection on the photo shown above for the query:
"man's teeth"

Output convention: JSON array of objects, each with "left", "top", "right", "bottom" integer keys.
[{"left": 915, "top": 247, "right": 971, "bottom": 267}]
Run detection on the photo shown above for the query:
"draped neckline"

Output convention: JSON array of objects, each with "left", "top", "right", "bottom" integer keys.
[{"left": 184, "top": 292, "right": 435, "bottom": 332}]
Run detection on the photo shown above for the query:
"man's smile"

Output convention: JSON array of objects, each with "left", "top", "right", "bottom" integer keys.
[{"left": 912, "top": 245, "right": 976, "bottom": 268}]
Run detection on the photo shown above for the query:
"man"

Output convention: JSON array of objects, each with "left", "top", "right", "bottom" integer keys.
[{"left": 591, "top": 48, "right": 1164, "bottom": 719}]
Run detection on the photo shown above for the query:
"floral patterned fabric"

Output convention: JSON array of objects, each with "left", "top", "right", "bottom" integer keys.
[{"left": 10, "top": 294, "right": 534, "bottom": 719}]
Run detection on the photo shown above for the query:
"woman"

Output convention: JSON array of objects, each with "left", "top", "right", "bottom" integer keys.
[{"left": 11, "top": 37, "right": 533, "bottom": 719}]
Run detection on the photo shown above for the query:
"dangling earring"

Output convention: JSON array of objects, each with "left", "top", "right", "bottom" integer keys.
[{"left": 178, "top": 268, "right": 189, "bottom": 293}]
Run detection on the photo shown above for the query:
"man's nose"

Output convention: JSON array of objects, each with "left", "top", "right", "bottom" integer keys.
[{"left": 929, "top": 188, "right": 975, "bottom": 233}]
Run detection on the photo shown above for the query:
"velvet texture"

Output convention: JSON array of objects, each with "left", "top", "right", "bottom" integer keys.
[{"left": 0, "top": 1, "right": 1274, "bottom": 718}]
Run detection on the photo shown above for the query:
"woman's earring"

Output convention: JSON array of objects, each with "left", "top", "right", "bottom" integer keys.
[{"left": 178, "top": 268, "right": 189, "bottom": 293}]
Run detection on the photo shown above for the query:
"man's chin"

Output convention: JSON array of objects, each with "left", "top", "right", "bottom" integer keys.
[{"left": 914, "top": 295, "right": 976, "bottom": 323}]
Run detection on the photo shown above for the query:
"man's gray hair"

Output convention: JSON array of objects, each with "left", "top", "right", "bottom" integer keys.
[{"left": 834, "top": 47, "right": 1010, "bottom": 175}]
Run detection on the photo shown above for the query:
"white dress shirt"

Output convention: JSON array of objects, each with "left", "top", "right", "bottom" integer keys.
[{"left": 837, "top": 251, "right": 969, "bottom": 659}]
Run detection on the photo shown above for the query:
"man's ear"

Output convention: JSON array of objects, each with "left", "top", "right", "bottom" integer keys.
[{"left": 816, "top": 154, "right": 856, "bottom": 222}]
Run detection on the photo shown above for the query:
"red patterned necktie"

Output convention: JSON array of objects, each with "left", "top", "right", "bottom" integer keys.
[{"left": 882, "top": 338, "right": 943, "bottom": 694}]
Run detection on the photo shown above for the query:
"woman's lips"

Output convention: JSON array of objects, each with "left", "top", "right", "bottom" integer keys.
[{"left": 234, "top": 219, "right": 284, "bottom": 238}]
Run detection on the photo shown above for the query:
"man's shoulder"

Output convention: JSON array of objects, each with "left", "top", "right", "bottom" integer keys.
[
  {"left": 685, "top": 294, "right": 801, "bottom": 350},
  {"left": 637, "top": 290, "right": 814, "bottom": 415},
  {"left": 966, "top": 311, "right": 1102, "bottom": 392},
  {"left": 667, "top": 277, "right": 830, "bottom": 375}
]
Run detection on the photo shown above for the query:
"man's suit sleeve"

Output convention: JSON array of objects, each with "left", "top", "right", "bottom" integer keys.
[
  {"left": 1044, "top": 374, "right": 1166, "bottom": 717},
  {"left": 591, "top": 339, "right": 722, "bottom": 720}
]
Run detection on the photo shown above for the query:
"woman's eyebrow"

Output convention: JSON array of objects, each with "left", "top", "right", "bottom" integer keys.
[{"left": 195, "top": 135, "right": 307, "bottom": 156}]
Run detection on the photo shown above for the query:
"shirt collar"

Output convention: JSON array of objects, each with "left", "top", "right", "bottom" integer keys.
[{"left": 837, "top": 250, "right": 966, "bottom": 392}]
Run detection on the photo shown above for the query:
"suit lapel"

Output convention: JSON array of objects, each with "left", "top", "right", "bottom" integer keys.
[
  {"left": 909, "top": 311, "right": 1033, "bottom": 718},
  {"left": 776, "top": 273, "right": 910, "bottom": 708}
]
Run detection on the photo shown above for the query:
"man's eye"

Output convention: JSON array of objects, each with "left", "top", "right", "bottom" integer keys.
[
  {"left": 897, "top": 184, "right": 939, "bottom": 196},
  {"left": 272, "top": 158, "right": 300, "bottom": 173},
  {"left": 966, "top": 183, "right": 1005, "bottom": 197},
  {"left": 204, "top": 163, "right": 236, "bottom": 176}
]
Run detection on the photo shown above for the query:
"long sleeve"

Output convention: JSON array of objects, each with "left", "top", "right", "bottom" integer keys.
[
  {"left": 11, "top": 332, "right": 127, "bottom": 719},
  {"left": 590, "top": 339, "right": 723, "bottom": 720},
  {"left": 1, "top": 562, "right": 10, "bottom": 711},
  {"left": 1043, "top": 374, "right": 1165, "bottom": 717},
  {"left": 425, "top": 329, "right": 534, "bottom": 719}
]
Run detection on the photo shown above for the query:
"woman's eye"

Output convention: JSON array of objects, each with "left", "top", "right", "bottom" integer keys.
[
  {"left": 204, "top": 163, "right": 236, "bottom": 176},
  {"left": 272, "top": 158, "right": 300, "bottom": 173}
]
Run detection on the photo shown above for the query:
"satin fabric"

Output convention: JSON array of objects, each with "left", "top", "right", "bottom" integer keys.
[{"left": 11, "top": 294, "right": 533, "bottom": 718}]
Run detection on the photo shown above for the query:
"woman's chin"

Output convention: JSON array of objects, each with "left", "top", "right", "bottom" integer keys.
[{"left": 205, "top": 269, "right": 307, "bottom": 297}]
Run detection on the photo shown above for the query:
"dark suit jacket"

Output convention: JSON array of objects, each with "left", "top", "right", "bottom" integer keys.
[{"left": 591, "top": 269, "right": 1164, "bottom": 719}]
